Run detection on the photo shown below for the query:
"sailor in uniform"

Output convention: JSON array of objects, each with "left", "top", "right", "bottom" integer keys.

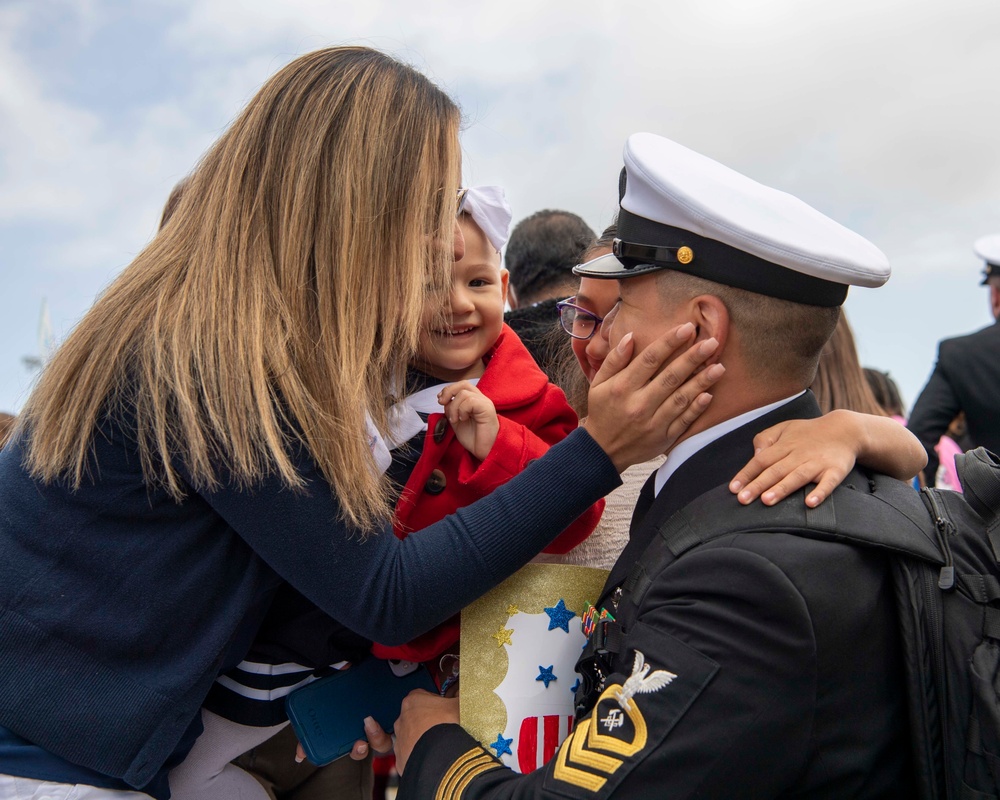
[
  {"left": 391, "top": 133, "right": 916, "bottom": 799},
  {"left": 908, "top": 234, "right": 1000, "bottom": 484}
]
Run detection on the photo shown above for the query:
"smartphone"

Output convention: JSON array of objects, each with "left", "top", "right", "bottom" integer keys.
[{"left": 285, "top": 658, "right": 437, "bottom": 765}]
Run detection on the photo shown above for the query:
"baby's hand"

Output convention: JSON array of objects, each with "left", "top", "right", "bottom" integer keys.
[
  {"left": 729, "top": 409, "right": 925, "bottom": 508},
  {"left": 729, "top": 413, "right": 860, "bottom": 508},
  {"left": 438, "top": 381, "right": 499, "bottom": 461}
]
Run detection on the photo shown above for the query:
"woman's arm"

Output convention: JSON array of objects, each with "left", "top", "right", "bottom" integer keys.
[
  {"left": 203, "top": 325, "right": 723, "bottom": 646},
  {"left": 200, "top": 428, "right": 619, "bottom": 646},
  {"left": 729, "top": 410, "right": 927, "bottom": 508},
  {"left": 445, "top": 379, "right": 603, "bottom": 554}
]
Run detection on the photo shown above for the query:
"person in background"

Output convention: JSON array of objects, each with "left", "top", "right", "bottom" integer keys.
[
  {"left": 810, "top": 313, "right": 886, "bottom": 416},
  {"left": 535, "top": 225, "right": 662, "bottom": 570},
  {"left": 933, "top": 412, "right": 973, "bottom": 492},
  {"left": 909, "top": 234, "right": 1000, "bottom": 485},
  {"left": 864, "top": 367, "right": 906, "bottom": 423},
  {"left": 503, "top": 210, "right": 595, "bottom": 378},
  {"left": 862, "top": 367, "right": 927, "bottom": 490}
]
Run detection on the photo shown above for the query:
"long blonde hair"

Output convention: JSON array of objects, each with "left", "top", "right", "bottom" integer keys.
[
  {"left": 811, "top": 313, "right": 887, "bottom": 416},
  {"left": 21, "top": 47, "right": 462, "bottom": 530}
]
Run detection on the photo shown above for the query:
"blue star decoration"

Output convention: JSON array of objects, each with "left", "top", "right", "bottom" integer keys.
[
  {"left": 490, "top": 733, "right": 514, "bottom": 757},
  {"left": 570, "top": 677, "right": 581, "bottom": 694},
  {"left": 536, "top": 665, "right": 557, "bottom": 688},
  {"left": 544, "top": 598, "right": 576, "bottom": 633}
]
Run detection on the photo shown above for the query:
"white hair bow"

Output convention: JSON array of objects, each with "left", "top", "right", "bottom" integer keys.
[{"left": 461, "top": 186, "right": 513, "bottom": 253}]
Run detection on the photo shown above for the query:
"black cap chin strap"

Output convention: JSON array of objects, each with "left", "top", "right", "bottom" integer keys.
[{"left": 614, "top": 239, "right": 692, "bottom": 268}]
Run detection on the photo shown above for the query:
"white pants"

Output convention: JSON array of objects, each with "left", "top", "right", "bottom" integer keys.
[
  {"left": 166, "top": 710, "right": 288, "bottom": 800},
  {"left": 0, "top": 774, "right": 153, "bottom": 799}
]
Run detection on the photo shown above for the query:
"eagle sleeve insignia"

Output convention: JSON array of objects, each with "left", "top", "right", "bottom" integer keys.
[
  {"left": 614, "top": 650, "right": 677, "bottom": 712},
  {"left": 544, "top": 633, "right": 718, "bottom": 798}
]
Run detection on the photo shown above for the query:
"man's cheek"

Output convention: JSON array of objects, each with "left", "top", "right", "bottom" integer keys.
[{"left": 607, "top": 310, "right": 633, "bottom": 349}]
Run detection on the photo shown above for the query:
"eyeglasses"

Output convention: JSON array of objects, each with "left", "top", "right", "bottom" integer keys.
[{"left": 556, "top": 298, "right": 605, "bottom": 340}]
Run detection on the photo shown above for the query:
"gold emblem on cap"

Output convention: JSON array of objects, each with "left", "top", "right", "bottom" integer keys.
[{"left": 676, "top": 246, "right": 694, "bottom": 265}]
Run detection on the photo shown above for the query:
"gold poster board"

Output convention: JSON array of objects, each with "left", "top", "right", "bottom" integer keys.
[{"left": 459, "top": 563, "right": 609, "bottom": 773}]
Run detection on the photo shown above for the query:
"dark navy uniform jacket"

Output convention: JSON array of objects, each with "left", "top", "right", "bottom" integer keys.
[
  {"left": 399, "top": 392, "right": 914, "bottom": 799},
  {"left": 909, "top": 319, "right": 1000, "bottom": 484}
]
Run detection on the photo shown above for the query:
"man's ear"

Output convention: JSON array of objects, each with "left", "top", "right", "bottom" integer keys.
[
  {"left": 690, "top": 294, "right": 730, "bottom": 361},
  {"left": 991, "top": 284, "right": 1000, "bottom": 320},
  {"left": 506, "top": 278, "right": 518, "bottom": 309}
]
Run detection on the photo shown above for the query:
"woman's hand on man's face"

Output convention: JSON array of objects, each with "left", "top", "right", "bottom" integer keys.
[{"left": 581, "top": 323, "right": 724, "bottom": 473}]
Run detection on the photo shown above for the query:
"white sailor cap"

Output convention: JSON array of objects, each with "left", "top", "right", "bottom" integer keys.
[
  {"left": 574, "top": 133, "right": 890, "bottom": 307},
  {"left": 974, "top": 234, "right": 1000, "bottom": 285}
]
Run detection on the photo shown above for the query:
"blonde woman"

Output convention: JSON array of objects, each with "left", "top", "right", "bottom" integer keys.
[{"left": 0, "top": 48, "right": 721, "bottom": 799}]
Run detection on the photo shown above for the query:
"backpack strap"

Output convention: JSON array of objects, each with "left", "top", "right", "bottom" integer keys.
[
  {"left": 576, "top": 469, "right": 945, "bottom": 719},
  {"left": 956, "top": 448, "right": 1000, "bottom": 562},
  {"left": 621, "top": 469, "right": 945, "bottom": 611}
]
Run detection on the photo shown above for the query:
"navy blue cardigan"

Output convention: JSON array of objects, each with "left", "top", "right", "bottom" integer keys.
[{"left": 0, "top": 412, "right": 620, "bottom": 788}]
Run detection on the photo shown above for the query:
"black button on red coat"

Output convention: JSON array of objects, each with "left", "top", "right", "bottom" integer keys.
[
  {"left": 425, "top": 469, "right": 447, "bottom": 495},
  {"left": 433, "top": 417, "right": 448, "bottom": 444}
]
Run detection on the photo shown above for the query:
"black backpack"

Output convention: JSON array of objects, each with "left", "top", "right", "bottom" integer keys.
[{"left": 578, "top": 447, "right": 1000, "bottom": 800}]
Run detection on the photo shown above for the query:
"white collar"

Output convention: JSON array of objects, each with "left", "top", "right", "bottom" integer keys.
[
  {"left": 653, "top": 391, "right": 805, "bottom": 497},
  {"left": 403, "top": 382, "right": 454, "bottom": 417},
  {"left": 388, "top": 378, "right": 481, "bottom": 447},
  {"left": 366, "top": 378, "right": 481, "bottom": 475}
]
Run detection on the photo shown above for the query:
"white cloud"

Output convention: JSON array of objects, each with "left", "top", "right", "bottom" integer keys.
[
  {"left": 0, "top": 9, "right": 103, "bottom": 221},
  {"left": 1, "top": 0, "right": 999, "bottom": 411}
]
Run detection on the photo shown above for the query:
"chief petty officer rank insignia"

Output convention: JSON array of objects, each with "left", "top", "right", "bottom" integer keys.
[
  {"left": 551, "top": 651, "right": 675, "bottom": 793},
  {"left": 543, "top": 638, "right": 719, "bottom": 799}
]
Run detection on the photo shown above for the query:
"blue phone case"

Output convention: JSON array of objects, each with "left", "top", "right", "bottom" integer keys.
[{"left": 285, "top": 659, "right": 437, "bottom": 765}]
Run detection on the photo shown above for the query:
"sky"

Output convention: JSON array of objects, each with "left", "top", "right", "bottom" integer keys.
[{"left": 1, "top": 0, "right": 999, "bottom": 415}]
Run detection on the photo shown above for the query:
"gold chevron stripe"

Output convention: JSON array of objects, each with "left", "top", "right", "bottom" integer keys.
[
  {"left": 452, "top": 759, "right": 504, "bottom": 798},
  {"left": 586, "top": 684, "right": 648, "bottom": 757},
  {"left": 553, "top": 729, "right": 608, "bottom": 791},
  {"left": 571, "top": 720, "right": 624, "bottom": 773},
  {"left": 436, "top": 749, "right": 492, "bottom": 800},
  {"left": 444, "top": 754, "right": 497, "bottom": 800}
]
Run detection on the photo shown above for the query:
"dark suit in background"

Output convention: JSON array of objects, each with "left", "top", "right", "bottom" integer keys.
[{"left": 908, "top": 320, "right": 1000, "bottom": 484}]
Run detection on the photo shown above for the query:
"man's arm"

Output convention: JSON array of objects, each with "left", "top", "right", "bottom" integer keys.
[{"left": 396, "top": 545, "right": 817, "bottom": 799}]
